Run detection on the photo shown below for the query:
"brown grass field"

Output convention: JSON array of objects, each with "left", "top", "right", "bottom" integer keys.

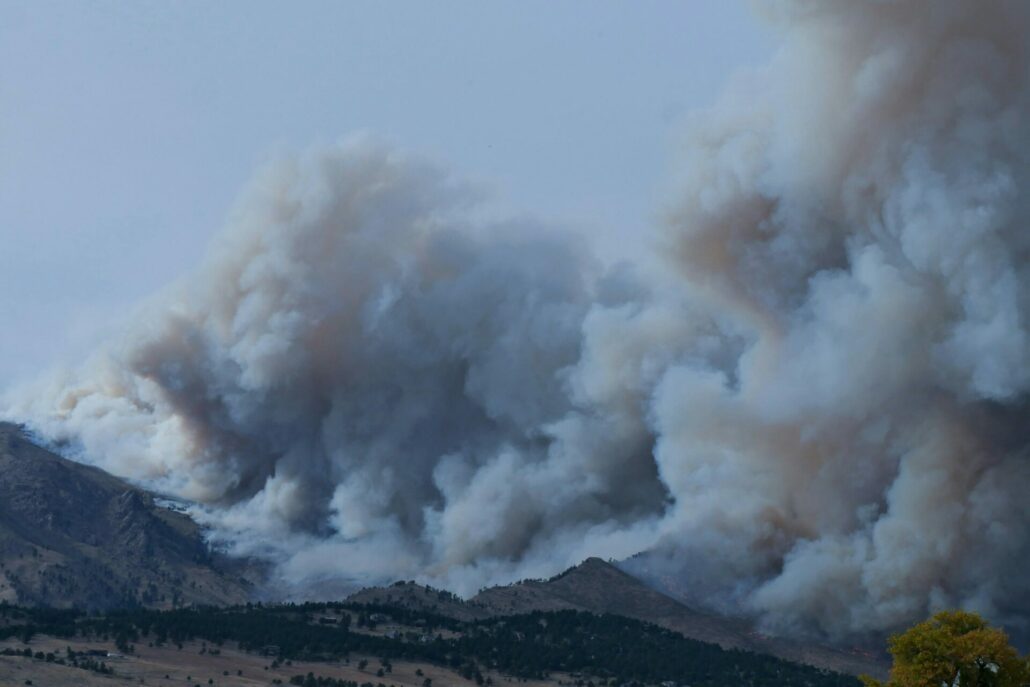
[{"left": 0, "top": 635, "right": 562, "bottom": 687}]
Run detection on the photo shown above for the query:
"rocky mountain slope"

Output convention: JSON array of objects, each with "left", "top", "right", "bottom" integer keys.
[
  {"left": 0, "top": 421, "right": 885, "bottom": 676},
  {"left": 348, "top": 557, "right": 888, "bottom": 677},
  {"left": 0, "top": 422, "right": 253, "bottom": 609}
]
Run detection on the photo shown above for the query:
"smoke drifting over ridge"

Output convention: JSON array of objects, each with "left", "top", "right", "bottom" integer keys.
[{"left": 4, "top": 0, "right": 1030, "bottom": 641}]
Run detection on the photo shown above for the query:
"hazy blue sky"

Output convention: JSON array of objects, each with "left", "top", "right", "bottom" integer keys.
[{"left": 0, "top": 1, "right": 774, "bottom": 384}]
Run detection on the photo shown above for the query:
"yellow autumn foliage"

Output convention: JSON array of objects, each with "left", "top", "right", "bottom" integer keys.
[{"left": 862, "top": 611, "right": 1030, "bottom": 687}]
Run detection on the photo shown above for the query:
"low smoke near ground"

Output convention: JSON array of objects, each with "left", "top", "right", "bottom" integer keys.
[{"left": 4, "top": 0, "right": 1029, "bottom": 643}]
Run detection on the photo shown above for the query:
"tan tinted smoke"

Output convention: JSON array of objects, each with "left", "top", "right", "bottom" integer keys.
[{"left": 6, "top": 0, "right": 1029, "bottom": 642}]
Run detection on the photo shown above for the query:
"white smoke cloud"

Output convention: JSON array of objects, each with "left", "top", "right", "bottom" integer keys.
[
  {"left": 621, "top": 0, "right": 1030, "bottom": 641},
  {"left": 4, "top": 0, "right": 1030, "bottom": 643},
  {"left": 5, "top": 139, "right": 666, "bottom": 596}
]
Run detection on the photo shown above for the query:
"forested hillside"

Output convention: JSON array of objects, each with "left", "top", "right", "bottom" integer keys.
[{"left": 0, "top": 601, "right": 859, "bottom": 687}]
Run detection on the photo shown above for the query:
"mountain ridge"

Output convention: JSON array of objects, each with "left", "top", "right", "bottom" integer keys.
[
  {"left": 348, "top": 556, "right": 888, "bottom": 677},
  {"left": 0, "top": 422, "right": 886, "bottom": 677},
  {"left": 0, "top": 422, "right": 254, "bottom": 609}
]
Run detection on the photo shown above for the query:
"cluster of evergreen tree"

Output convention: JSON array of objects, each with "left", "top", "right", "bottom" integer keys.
[
  {"left": 0, "top": 644, "right": 113, "bottom": 675},
  {"left": 459, "top": 611, "right": 856, "bottom": 687},
  {"left": 0, "top": 601, "right": 857, "bottom": 687}
]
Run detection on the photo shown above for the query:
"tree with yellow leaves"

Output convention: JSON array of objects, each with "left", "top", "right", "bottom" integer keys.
[{"left": 862, "top": 611, "right": 1030, "bottom": 687}]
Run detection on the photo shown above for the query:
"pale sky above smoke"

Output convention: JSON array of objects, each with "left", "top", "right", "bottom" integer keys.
[
  {"left": 4, "top": 0, "right": 1030, "bottom": 646},
  {"left": 0, "top": 0, "right": 771, "bottom": 385}
]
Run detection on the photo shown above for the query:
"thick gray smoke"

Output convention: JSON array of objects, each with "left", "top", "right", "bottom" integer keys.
[{"left": 4, "top": 0, "right": 1030, "bottom": 642}]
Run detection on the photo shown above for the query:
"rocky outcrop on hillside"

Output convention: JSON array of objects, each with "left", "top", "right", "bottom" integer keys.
[{"left": 0, "top": 422, "right": 253, "bottom": 609}]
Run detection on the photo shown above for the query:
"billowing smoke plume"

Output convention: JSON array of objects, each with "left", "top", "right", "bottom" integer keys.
[{"left": 4, "top": 0, "right": 1030, "bottom": 642}]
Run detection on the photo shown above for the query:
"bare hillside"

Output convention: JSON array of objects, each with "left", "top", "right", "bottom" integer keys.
[{"left": 0, "top": 423, "right": 253, "bottom": 609}]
